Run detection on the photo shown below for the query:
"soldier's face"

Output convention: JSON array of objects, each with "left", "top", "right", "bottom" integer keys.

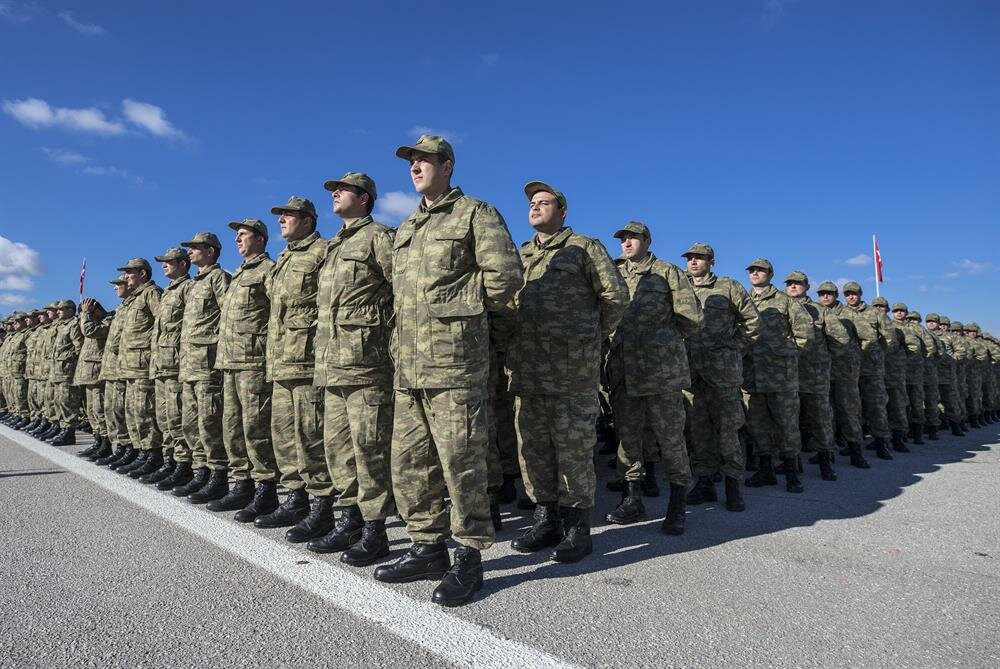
[
  {"left": 47, "top": 309, "right": 59, "bottom": 320},
  {"left": 844, "top": 292, "right": 861, "bottom": 306},
  {"left": 927, "top": 321, "right": 940, "bottom": 331},
  {"left": 875, "top": 305, "right": 888, "bottom": 315},
  {"left": 528, "top": 192, "right": 565, "bottom": 231},
  {"left": 114, "top": 283, "right": 127, "bottom": 298},
  {"left": 235, "top": 228, "right": 266, "bottom": 259},
  {"left": 817, "top": 292, "right": 836, "bottom": 306},
  {"left": 747, "top": 268, "right": 770, "bottom": 287},
  {"left": 162, "top": 259, "right": 187, "bottom": 280},
  {"left": 59, "top": 307, "right": 74, "bottom": 319},
  {"left": 619, "top": 232, "right": 650, "bottom": 260},
  {"left": 332, "top": 186, "right": 367, "bottom": 218},
  {"left": 785, "top": 281, "right": 807, "bottom": 297},
  {"left": 941, "top": 324, "right": 950, "bottom": 332},
  {"left": 892, "top": 309, "right": 906, "bottom": 321},
  {"left": 409, "top": 152, "right": 451, "bottom": 196},
  {"left": 967, "top": 331, "right": 977, "bottom": 339},
  {"left": 279, "top": 212, "right": 313, "bottom": 242},
  {"left": 123, "top": 268, "right": 145, "bottom": 289},
  {"left": 187, "top": 244, "right": 213, "bottom": 268},
  {"left": 686, "top": 254, "right": 712, "bottom": 278}
]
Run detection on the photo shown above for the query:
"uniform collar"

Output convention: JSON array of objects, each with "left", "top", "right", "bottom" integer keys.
[{"left": 286, "top": 230, "right": 321, "bottom": 251}]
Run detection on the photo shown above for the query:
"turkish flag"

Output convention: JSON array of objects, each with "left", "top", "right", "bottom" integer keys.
[
  {"left": 79, "top": 258, "right": 86, "bottom": 296},
  {"left": 874, "top": 238, "right": 884, "bottom": 283}
]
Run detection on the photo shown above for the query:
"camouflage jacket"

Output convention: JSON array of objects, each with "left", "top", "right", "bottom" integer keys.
[
  {"left": 948, "top": 332, "right": 971, "bottom": 387},
  {"left": 99, "top": 308, "right": 125, "bottom": 382},
  {"left": 826, "top": 302, "right": 864, "bottom": 382},
  {"left": 314, "top": 216, "right": 395, "bottom": 388},
  {"left": 217, "top": 252, "right": 274, "bottom": 371},
  {"left": 792, "top": 295, "right": 850, "bottom": 393},
  {"left": 28, "top": 323, "right": 55, "bottom": 381},
  {"left": 882, "top": 317, "right": 909, "bottom": 390},
  {"left": 117, "top": 281, "right": 163, "bottom": 380},
  {"left": 935, "top": 329, "right": 958, "bottom": 385},
  {"left": 180, "top": 264, "right": 231, "bottom": 382},
  {"left": 742, "top": 284, "right": 814, "bottom": 393},
  {"left": 506, "top": 226, "right": 627, "bottom": 395},
  {"left": 917, "top": 327, "right": 940, "bottom": 385},
  {"left": 685, "top": 273, "right": 759, "bottom": 387},
  {"left": 847, "top": 301, "right": 895, "bottom": 377},
  {"left": 49, "top": 316, "right": 84, "bottom": 383},
  {"left": 393, "top": 187, "right": 523, "bottom": 390},
  {"left": 4, "top": 329, "right": 28, "bottom": 379},
  {"left": 606, "top": 253, "right": 702, "bottom": 396},
  {"left": 900, "top": 320, "right": 925, "bottom": 384},
  {"left": 150, "top": 275, "right": 190, "bottom": 379},
  {"left": 74, "top": 311, "right": 111, "bottom": 385},
  {"left": 267, "top": 231, "right": 329, "bottom": 382}
]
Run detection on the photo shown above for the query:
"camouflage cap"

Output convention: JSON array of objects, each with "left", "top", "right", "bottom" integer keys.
[
  {"left": 891, "top": 302, "right": 908, "bottom": 312},
  {"left": 613, "top": 221, "right": 650, "bottom": 240},
  {"left": 181, "top": 231, "right": 222, "bottom": 250},
  {"left": 816, "top": 281, "right": 839, "bottom": 294},
  {"left": 906, "top": 311, "right": 921, "bottom": 321},
  {"left": 524, "top": 181, "right": 567, "bottom": 209},
  {"left": 966, "top": 322, "right": 980, "bottom": 332},
  {"left": 951, "top": 321, "right": 964, "bottom": 331},
  {"left": 938, "top": 315, "right": 951, "bottom": 325},
  {"left": 56, "top": 299, "right": 75, "bottom": 310},
  {"left": 925, "top": 312, "right": 940, "bottom": 323},
  {"left": 45, "top": 301, "right": 60, "bottom": 311},
  {"left": 323, "top": 172, "right": 378, "bottom": 201},
  {"left": 228, "top": 218, "right": 268, "bottom": 240},
  {"left": 109, "top": 273, "right": 127, "bottom": 285},
  {"left": 745, "top": 258, "right": 773, "bottom": 272},
  {"left": 842, "top": 281, "right": 862, "bottom": 295},
  {"left": 871, "top": 296, "right": 888, "bottom": 308},
  {"left": 270, "top": 196, "right": 317, "bottom": 218},
  {"left": 395, "top": 134, "right": 455, "bottom": 164},
  {"left": 117, "top": 257, "right": 152, "bottom": 274},
  {"left": 784, "top": 270, "right": 809, "bottom": 285},
  {"left": 154, "top": 247, "right": 188, "bottom": 262},
  {"left": 682, "top": 242, "right": 715, "bottom": 259}
]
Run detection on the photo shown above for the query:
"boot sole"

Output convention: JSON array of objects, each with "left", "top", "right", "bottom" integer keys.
[
  {"left": 432, "top": 577, "right": 484, "bottom": 607},
  {"left": 340, "top": 548, "right": 391, "bottom": 567},
  {"left": 605, "top": 513, "right": 646, "bottom": 525},
  {"left": 374, "top": 570, "right": 448, "bottom": 584}
]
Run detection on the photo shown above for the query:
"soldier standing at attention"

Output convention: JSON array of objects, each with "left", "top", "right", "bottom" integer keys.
[
  {"left": 843, "top": 282, "right": 894, "bottom": 460},
  {"left": 372, "top": 135, "right": 523, "bottom": 607},
  {"left": 603, "top": 221, "right": 701, "bottom": 533},
  {"left": 94, "top": 276, "right": 133, "bottom": 464},
  {"left": 2, "top": 315, "right": 30, "bottom": 429},
  {"left": 907, "top": 311, "right": 941, "bottom": 441},
  {"left": 926, "top": 314, "right": 965, "bottom": 436},
  {"left": 46, "top": 300, "right": 84, "bottom": 446},
  {"left": 894, "top": 303, "right": 926, "bottom": 446},
  {"left": 873, "top": 297, "right": 911, "bottom": 453},
  {"left": 73, "top": 300, "right": 111, "bottom": 458}
]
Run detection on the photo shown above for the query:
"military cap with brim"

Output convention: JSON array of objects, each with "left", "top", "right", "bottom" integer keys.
[
  {"left": 524, "top": 181, "right": 568, "bottom": 209},
  {"left": 117, "top": 257, "right": 152, "bottom": 274},
  {"left": 614, "top": 221, "right": 650, "bottom": 240},
  {"left": 967, "top": 323, "right": 980, "bottom": 332},
  {"left": 951, "top": 321, "right": 964, "bottom": 331},
  {"left": 785, "top": 270, "right": 809, "bottom": 285},
  {"left": 816, "top": 281, "right": 838, "bottom": 294},
  {"left": 109, "top": 274, "right": 127, "bottom": 285},
  {"left": 939, "top": 315, "right": 951, "bottom": 325},
  {"left": 324, "top": 172, "right": 378, "bottom": 201},
  {"left": 871, "top": 296, "right": 888, "bottom": 307},
  {"left": 395, "top": 134, "right": 455, "bottom": 163},
  {"left": 154, "top": 247, "right": 188, "bottom": 262},
  {"left": 925, "top": 313, "right": 940, "bottom": 323},
  {"left": 906, "top": 311, "right": 922, "bottom": 321},
  {"left": 891, "top": 302, "right": 908, "bottom": 312},
  {"left": 746, "top": 258, "right": 773, "bottom": 272},
  {"left": 56, "top": 299, "right": 75, "bottom": 310},
  {"left": 682, "top": 242, "right": 714, "bottom": 259},
  {"left": 45, "top": 301, "right": 60, "bottom": 310},
  {"left": 228, "top": 218, "right": 269, "bottom": 239},
  {"left": 270, "top": 196, "right": 317, "bottom": 218},
  {"left": 842, "top": 281, "right": 862, "bottom": 294},
  {"left": 181, "top": 231, "right": 222, "bottom": 250}
]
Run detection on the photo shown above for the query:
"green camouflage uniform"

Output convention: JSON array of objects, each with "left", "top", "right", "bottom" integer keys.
[
  {"left": 967, "top": 329, "right": 989, "bottom": 415},
  {"left": 99, "top": 304, "right": 129, "bottom": 447},
  {"left": 392, "top": 187, "right": 523, "bottom": 550},
  {"left": 880, "top": 314, "right": 910, "bottom": 434},
  {"left": 847, "top": 300, "right": 892, "bottom": 439},
  {"left": 29, "top": 320, "right": 55, "bottom": 422},
  {"left": 911, "top": 314, "right": 941, "bottom": 429},
  {"left": 74, "top": 310, "right": 110, "bottom": 438},
  {"left": 826, "top": 300, "right": 866, "bottom": 445},
  {"left": 49, "top": 310, "right": 84, "bottom": 428},
  {"left": 4, "top": 325, "right": 29, "bottom": 418},
  {"left": 314, "top": 215, "right": 396, "bottom": 520},
  {"left": 606, "top": 252, "right": 702, "bottom": 486},
  {"left": 150, "top": 273, "right": 190, "bottom": 460},
  {"left": 118, "top": 280, "right": 163, "bottom": 451},
  {"left": 901, "top": 317, "right": 926, "bottom": 426},
  {"left": 929, "top": 316, "right": 963, "bottom": 424},
  {"left": 217, "top": 251, "right": 277, "bottom": 483}
]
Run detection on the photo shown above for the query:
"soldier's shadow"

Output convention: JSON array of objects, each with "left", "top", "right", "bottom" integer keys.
[{"left": 480, "top": 431, "right": 996, "bottom": 596}]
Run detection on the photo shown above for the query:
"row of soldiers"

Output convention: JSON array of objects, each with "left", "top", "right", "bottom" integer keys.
[{"left": 2, "top": 134, "right": 999, "bottom": 608}]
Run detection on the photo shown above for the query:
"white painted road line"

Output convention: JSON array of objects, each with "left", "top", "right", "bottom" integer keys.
[{"left": 2, "top": 426, "right": 582, "bottom": 669}]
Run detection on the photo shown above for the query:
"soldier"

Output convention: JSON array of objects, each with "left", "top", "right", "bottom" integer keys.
[
  {"left": 1, "top": 313, "right": 30, "bottom": 428},
  {"left": 893, "top": 303, "right": 926, "bottom": 445},
  {"left": 786, "top": 272, "right": 850, "bottom": 479},
  {"left": 26, "top": 305, "right": 56, "bottom": 438},
  {"left": 46, "top": 299, "right": 84, "bottom": 446},
  {"left": 308, "top": 173, "right": 396, "bottom": 565},
  {"left": 682, "top": 244, "right": 758, "bottom": 509},
  {"left": 842, "top": 282, "right": 894, "bottom": 460},
  {"left": 742, "top": 260, "right": 814, "bottom": 493},
  {"left": 965, "top": 323, "right": 989, "bottom": 426},
  {"left": 873, "top": 297, "right": 911, "bottom": 452},
  {"left": 94, "top": 276, "right": 133, "bottom": 464},
  {"left": 949, "top": 321, "right": 973, "bottom": 431},
  {"left": 173, "top": 232, "right": 232, "bottom": 503},
  {"left": 907, "top": 311, "right": 942, "bottom": 441},
  {"left": 145, "top": 248, "right": 192, "bottom": 486},
  {"left": 256, "top": 196, "right": 333, "bottom": 543},
  {"left": 603, "top": 221, "right": 701, "bottom": 533},
  {"left": 927, "top": 314, "right": 965, "bottom": 436},
  {"left": 73, "top": 299, "right": 112, "bottom": 458},
  {"left": 372, "top": 135, "right": 522, "bottom": 607},
  {"left": 210, "top": 219, "right": 280, "bottom": 522}
]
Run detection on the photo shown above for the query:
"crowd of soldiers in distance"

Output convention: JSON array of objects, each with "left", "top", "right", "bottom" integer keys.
[{"left": 2, "top": 135, "right": 999, "bottom": 608}]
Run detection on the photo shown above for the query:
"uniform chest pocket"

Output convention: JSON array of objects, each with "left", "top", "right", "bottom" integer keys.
[
  {"left": 289, "top": 260, "right": 320, "bottom": 295},
  {"left": 431, "top": 225, "right": 471, "bottom": 270},
  {"left": 339, "top": 246, "right": 373, "bottom": 283}
]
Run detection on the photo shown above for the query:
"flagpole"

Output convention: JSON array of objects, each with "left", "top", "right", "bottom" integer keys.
[{"left": 872, "top": 235, "right": 880, "bottom": 298}]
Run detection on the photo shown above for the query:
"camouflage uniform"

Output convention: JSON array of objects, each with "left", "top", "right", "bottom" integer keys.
[
  {"left": 929, "top": 315, "right": 963, "bottom": 426},
  {"left": 909, "top": 312, "right": 941, "bottom": 431},
  {"left": 49, "top": 304, "right": 84, "bottom": 429},
  {"left": 897, "top": 308, "right": 926, "bottom": 430},
  {"left": 74, "top": 309, "right": 110, "bottom": 439},
  {"left": 2, "top": 319, "right": 29, "bottom": 419},
  {"left": 845, "top": 292, "right": 892, "bottom": 440},
  {"left": 149, "top": 259, "right": 190, "bottom": 462},
  {"left": 117, "top": 271, "right": 163, "bottom": 452},
  {"left": 874, "top": 299, "right": 909, "bottom": 436},
  {"left": 967, "top": 325, "right": 989, "bottom": 418},
  {"left": 100, "top": 290, "right": 129, "bottom": 447}
]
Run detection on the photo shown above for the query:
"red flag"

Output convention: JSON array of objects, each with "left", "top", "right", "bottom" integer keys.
[
  {"left": 873, "top": 238, "right": 884, "bottom": 283},
  {"left": 79, "top": 258, "right": 86, "bottom": 296}
]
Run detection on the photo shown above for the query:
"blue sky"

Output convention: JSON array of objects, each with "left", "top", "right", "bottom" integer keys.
[{"left": 2, "top": 1, "right": 998, "bottom": 331}]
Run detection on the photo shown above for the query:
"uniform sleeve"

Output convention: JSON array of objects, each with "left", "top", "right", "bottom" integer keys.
[
  {"left": 822, "top": 306, "right": 851, "bottom": 357},
  {"left": 213, "top": 270, "right": 232, "bottom": 305},
  {"left": 852, "top": 311, "right": 878, "bottom": 353},
  {"left": 69, "top": 320, "right": 84, "bottom": 354},
  {"left": 787, "top": 298, "right": 816, "bottom": 351},
  {"left": 731, "top": 282, "right": 760, "bottom": 350},
  {"left": 917, "top": 328, "right": 936, "bottom": 360},
  {"left": 373, "top": 229, "right": 395, "bottom": 290},
  {"left": 584, "top": 240, "right": 629, "bottom": 341},
  {"left": 666, "top": 264, "right": 703, "bottom": 337},
  {"left": 472, "top": 203, "right": 524, "bottom": 312},
  {"left": 145, "top": 286, "right": 162, "bottom": 319}
]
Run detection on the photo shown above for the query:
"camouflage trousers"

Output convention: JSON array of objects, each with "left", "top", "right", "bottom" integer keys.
[
  {"left": 684, "top": 379, "right": 745, "bottom": 479},
  {"left": 612, "top": 389, "right": 691, "bottom": 487},
  {"left": 52, "top": 381, "right": 81, "bottom": 428},
  {"left": 515, "top": 392, "right": 598, "bottom": 509},
  {"left": 103, "top": 380, "right": 129, "bottom": 446},
  {"left": 7, "top": 379, "right": 28, "bottom": 416},
  {"left": 182, "top": 377, "right": 226, "bottom": 470},
  {"left": 938, "top": 383, "right": 964, "bottom": 423},
  {"left": 984, "top": 372, "right": 999, "bottom": 410},
  {"left": 906, "top": 382, "right": 925, "bottom": 425},
  {"left": 222, "top": 370, "right": 277, "bottom": 483},
  {"left": 324, "top": 384, "right": 394, "bottom": 520},
  {"left": 486, "top": 356, "right": 519, "bottom": 492},
  {"left": 155, "top": 378, "right": 185, "bottom": 459},
  {"left": 799, "top": 392, "right": 837, "bottom": 454},
  {"left": 125, "top": 378, "right": 162, "bottom": 451},
  {"left": 27, "top": 380, "right": 42, "bottom": 417},
  {"left": 923, "top": 379, "right": 941, "bottom": 427},
  {"left": 271, "top": 379, "right": 328, "bottom": 495},
  {"left": 392, "top": 386, "right": 492, "bottom": 550},
  {"left": 859, "top": 374, "right": 890, "bottom": 439},
  {"left": 81, "top": 383, "right": 106, "bottom": 437},
  {"left": 746, "top": 390, "right": 802, "bottom": 460},
  {"left": 885, "top": 386, "right": 909, "bottom": 433},
  {"left": 966, "top": 373, "right": 983, "bottom": 416}
]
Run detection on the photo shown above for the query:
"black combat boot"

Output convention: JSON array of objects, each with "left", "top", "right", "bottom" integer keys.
[
  {"left": 341, "top": 520, "right": 391, "bottom": 567},
  {"left": 117, "top": 450, "right": 148, "bottom": 475},
  {"left": 206, "top": 479, "right": 255, "bottom": 512},
  {"left": 48, "top": 428, "right": 76, "bottom": 447},
  {"left": 872, "top": 437, "right": 893, "bottom": 460},
  {"left": 490, "top": 495, "right": 502, "bottom": 531},
  {"left": 432, "top": 546, "right": 483, "bottom": 607},
  {"left": 847, "top": 442, "right": 870, "bottom": 469},
  {"left": 39, "top": 422, "right": 62, "bottom": 441},
  {"left": 783, "top": 457, "right": 804, "bottom": 493},
  {"left": 373, "top": 542, "right": 450, "bottom": 583},
  {"left": 606, "top": 481, "right": 645, "bottom": 525},
  {"left": 173, "top": 466, "right": 210, "bottom": 496},
  {"left": 685, "top": 476, "right": 718, "bottom": 504},
  {"left": 891, "top": 431, "right": 910, "bottom": 453},
  {"left": 140, "top": 453, "right": 175, "bottom": 484},
  {"left": 641, "top": 462, "right": 661, "bottom": 497},
  {"left": 745, "top": 455, "right": 777, "bottom": 487},
  {"left": 77, "top": 436, "right": 104, "bottom": 458},
  {"left": 13, "top": 416, "right": 32, "bottom": 429},
  {"left": 109, "top": 446, "right": 140, "bottom": 471},
  {"left": 552, "top": 506, "right": 592, "bottom": 563},
  {"left": 285, "top": 496, "right": 336, "bottom": 543},
  {"left": 496, "top": 474, "right": 517, "bottom": 505},
  {"left": 88, "top": 438, "right": 114, "bottom": 461},
  {"left": 949, "top": 420, "right": 965, "bottom": 437},
  {"left": 511, "top": 502, "right": 563, "bottom": 553},
  {"left": 307, "top": 505, "right": 364, "bottom": 553},
  {"left": 724, "top": 476, "right": 745, "bottom": 512},
  {"left": 21, "top": 418, "right": 41, "bottom": 433},
  {"left": 188, "top": 469, "right": 229, "bottom": 504},
  {"left": 926, "top": 424, "right": 939, "bottom": 441},
  {"left": 129, "top": 449, "right": 164, "bottom": 479},
  {"left": 234, "top": 480, "right": 280, "bottom": 523},
  {"left": 661, "top": 483, "right": 687, "bottom": 535},
  {"left": 909, "top": 423, "right": 925, "bottom": 445},
  {"left": 254, "top": 488, "right": 309, "bottom": 529},
  {"left": 606, "top": 478, "right": 625, "bottom": 492},
  {"left": 29, "top": 419, "right": 51, "bottom": 436},
  {"left": 158, "top": 460, "right": 193, "bottom": 491},
  {"left": 96, "top": 443, "right": 127, "bottom": 466},
  {"left": 817, "top": 451, "right": 838, "bottom": 481}
]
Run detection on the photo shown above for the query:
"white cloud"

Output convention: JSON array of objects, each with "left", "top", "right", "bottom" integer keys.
[
  {"left": 762, "top": 0, "right": 799, "bottom": 30},
  {"left": 0, "top": 293, "right": 31, "bottom": 306},
  {"left": 918, "top": 284, "right": 955, "bottom": 294},
  {"left": 0, "top": 1, "right": 34, "bottom": 24},
  {"left": 0, "top": 236, "right": 44, "bottom": 302},
  {"left": 2, "top": 98, "right": 126, "bottom": 135},
  {"left": 408, "top": 125, "right": 463, "bottom": 143},
  {"left": 121, "top": 99, "right": 185, "bottom": 139},
  {"left": 943, "top": 272, "right": 961, "bottom": 279},
  {"left": 844, "top": 253, "right": 871, "bottom": 266},
  {"left": 375, "top": 191, "right": 421, "bottom": 224},
  {"left": 41, "top": 146, "right": 90, "bottom": 165},
  {"left": 481, "top": 52, "right": 499, "bottom": 66},
  {"left": 57, "top": 10, "right": 106, "bottom": 36},
  {"left": 0, "top": 276, "right": 34, "bottom": 291},
  {"left": 954, "top": 258, "right": 991, "bottom": 275}
]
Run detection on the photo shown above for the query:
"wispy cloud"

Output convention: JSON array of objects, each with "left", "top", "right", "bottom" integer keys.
[
  {"left": 954, "top": 258, "right": 991, "bottom": 275},
  {"left": 41, "top": 146, "right": 89, "bottom": 165},
  {"left": 0, "top": 236, "right": 44, "bottom": 304},
  {"left": 943, "top": 272, "right": 961, "bottom": 279},
  {"left": 0, "top": 1, "right": 34, "bottom": 24},
  {"left": 375, "top": 191, "right": 421, "bottom": 224},
  {"left": 918, "top": 284, "right": 955, "bottom": 294},
  {"left": 41, "top": 146, "right": 144, "bottom": 184},
  {"left": 57, "top": 10, "right": 106, "bottom": 36},
  {"left": 121, "top": 98, "right": 185, "bottom": 139},
  {"left": 844, "top": 253, "right": 871, "bottom": 266},
  {"left": 0, "top": 293, "right": 31, "bottom": 306},
  {"left": 3, "top": 98, "right": 125, "bottom": 135},
  {"left": 761, "top": 0, "right": 799, "bottom": 31},
  {"left": 480, "top": 52, "right": 499, "bottom": 66},
  {"left": 408, "top": 125, "right": 464, "bottom": 143},
  {"left": 0, "top": 275, "right": 33, "bottom": 291}
]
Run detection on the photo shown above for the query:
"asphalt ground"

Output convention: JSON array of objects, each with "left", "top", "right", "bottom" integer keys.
[{"left": 2, "top": 421, "right": 999, "bottom": 668}]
